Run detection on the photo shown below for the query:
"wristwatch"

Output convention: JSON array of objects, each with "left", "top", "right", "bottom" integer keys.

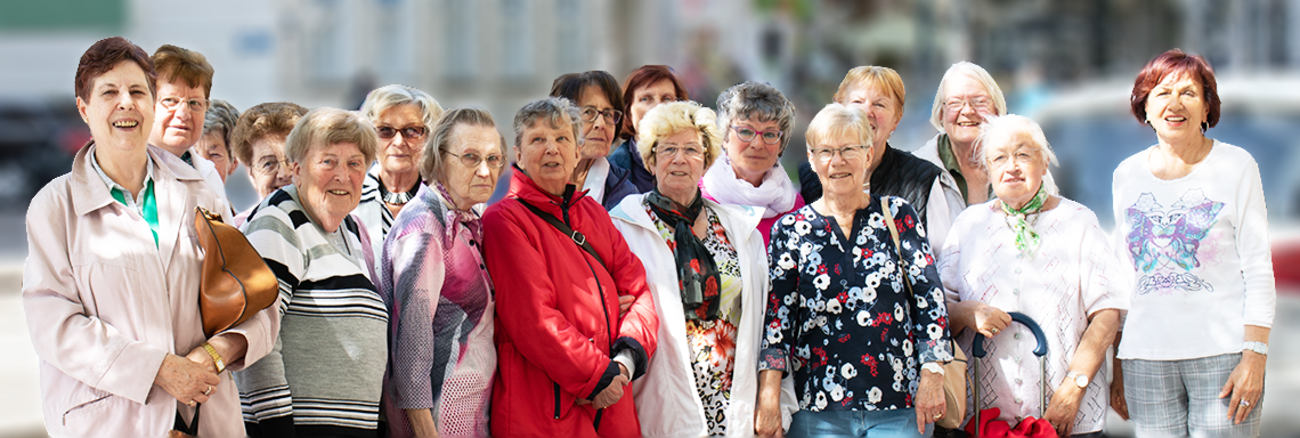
[
  {"left": 1065, "top": 371, "right": 1088, "bottom": 388},
  {"left": 921, "top": 362, "right": 945, "bottom": 376},
  {"left": 1243, "top": 341, "right": 1269, "bottom": 356}
]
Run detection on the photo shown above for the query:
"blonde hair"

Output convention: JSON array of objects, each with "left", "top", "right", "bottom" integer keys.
[
  {"left": 833, "top": 66, "right": 906, "bottom": 113},
  {"left": 636, "top": 101, "right": 723, "bottom": 171},
  {"left": 805, "top": 103, "right": 874, "bottom": 152},
  {"left": 976, "top": 114, "right": 1058, "bottom": 195},
  {"left": 285, "top": 108, "right": 378, "bottom": 168},
  {"left": 929, "top": 61, "right": 1007, "bottom": 131}
]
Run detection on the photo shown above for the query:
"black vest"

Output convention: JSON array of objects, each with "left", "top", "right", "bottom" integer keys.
[{"left": 797, "top": 145, "right": 946, "bottom": 224}]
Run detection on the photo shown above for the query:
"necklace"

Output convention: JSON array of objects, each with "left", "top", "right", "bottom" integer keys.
[{"left": 379, "top": 180, "right": 421, "bottom": 205}]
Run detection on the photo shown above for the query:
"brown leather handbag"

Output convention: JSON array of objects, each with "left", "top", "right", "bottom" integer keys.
[{"left": 194, "top": 206, "right": 278, "bottom": 337}]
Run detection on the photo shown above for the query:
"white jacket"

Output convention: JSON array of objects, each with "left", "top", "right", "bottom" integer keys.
[{"left": 611, "top": 194, "right": 797, "bottom": 438}]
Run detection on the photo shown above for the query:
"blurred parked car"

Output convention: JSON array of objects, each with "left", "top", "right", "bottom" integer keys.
[{"left": 0, "top": 97, "right": 85, "bottom": 210}]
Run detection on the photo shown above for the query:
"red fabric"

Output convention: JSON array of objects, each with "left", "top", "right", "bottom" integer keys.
[
  {"left": 964, "top": 408, "right": 1057, "bottom": 438},
  {"left": 483, "top": 170, "right": 659, "bottom": 438}
]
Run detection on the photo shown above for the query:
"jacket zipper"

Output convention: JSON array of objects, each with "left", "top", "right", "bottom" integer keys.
[
  {"left": 561, "top": 198, "right": 615, "bottom": 431},
  {"left": 553, "top": 382, "right": 562, "bottom": 419}
]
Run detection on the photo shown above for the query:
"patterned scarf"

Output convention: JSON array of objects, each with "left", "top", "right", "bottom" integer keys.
[
  {"left": 646, "top": 188, "right": 720, "bottom": 321},
  {"left": 1000, "top": 183, "right": 1049, "bottom": 257}
]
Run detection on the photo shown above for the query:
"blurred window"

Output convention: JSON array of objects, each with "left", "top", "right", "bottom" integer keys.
[
  {"left": 500, "top": 0, "right": 532, "bottom": 80},
  {"left": 0, "top": 0, "right": 125, "bottom": 32},
  {"left": 445, "top": 0, "right": 479, "bottom": 79}
]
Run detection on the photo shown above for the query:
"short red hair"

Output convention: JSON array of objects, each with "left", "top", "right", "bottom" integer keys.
[
  {"left": 75, "top": 37, "right": 156, "bottom": 102},
  {"left": 1130, "top": 49, "right": 1220, "bottom": 129},
  {"left": 620, "top": 65, "right": 690, "bottom": 140}
]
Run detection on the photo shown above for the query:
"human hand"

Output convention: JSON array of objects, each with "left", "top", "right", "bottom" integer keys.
[
  {"left": 754, "top": 395, "right": 784, "bottom": 437},
  {"left": 591, "top": 365, "right": 629, "bottom": 409},
  {"left": 972, "top": 303, "right": 1011, "bottom": 338},
  {"left": 1220, "top": 352, "right": 1265, "bottom": 424},
  {"left": 914, "top": 368, "right": 946, "bottom": 434},
  {"left": 154, "top": 353, "right": 220, "bottom": 406},
  {"left": 1044, "top": 380, "right": 1083, "bottom": 437},
  {"left": 618, "top": 295, "right": 634, "bottom": 318},
  {"left": 1110, "top": 361, "right": 1129, "bottom": 420}
]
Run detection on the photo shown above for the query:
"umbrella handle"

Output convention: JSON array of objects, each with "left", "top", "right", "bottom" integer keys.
[{"left": 972, "top": 312, "right": 1048, "bottom": 358}]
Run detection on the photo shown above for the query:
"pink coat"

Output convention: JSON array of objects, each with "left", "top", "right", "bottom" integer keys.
[{"left": 22, "top": 143, "right": 278, "bottom": 437}]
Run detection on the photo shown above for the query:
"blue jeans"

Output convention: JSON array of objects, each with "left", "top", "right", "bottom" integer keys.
[{"left": 789, "top": 409, "right": 931, "bottom": 438}]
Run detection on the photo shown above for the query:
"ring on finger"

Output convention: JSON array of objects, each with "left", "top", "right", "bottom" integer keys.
[
  {"left": 933, "top": 413, "right": 942, "bottom": 420},
  {"left": 187, "top": 400, "right": 196, "bottom": 407},
  {"left": 1240, "top": 399, "right": 1250, "bottom": 407},
  {"left": 203, "top": 385, "right": 213, "bottom": 396}
]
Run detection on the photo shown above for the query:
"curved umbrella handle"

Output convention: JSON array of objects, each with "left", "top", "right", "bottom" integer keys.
[{"left": 972, "top": 311, "right": 1048, "bottom": 358}]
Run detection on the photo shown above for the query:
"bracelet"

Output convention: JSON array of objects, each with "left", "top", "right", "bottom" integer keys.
[
  {"left": 202, "top": 343, "right": 226, "bottom": 374},
  {"left": 921, "top": 362, "right": 945, "bottom": 376}
]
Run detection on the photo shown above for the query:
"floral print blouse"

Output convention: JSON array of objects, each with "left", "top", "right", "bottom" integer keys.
[{"left": 759, "top": 195, "right": 953, "bottom": 412}]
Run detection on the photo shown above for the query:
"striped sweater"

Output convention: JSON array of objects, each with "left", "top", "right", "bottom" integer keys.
[{"left": 234, "top": 186, "right": 389, "bottom": 437}]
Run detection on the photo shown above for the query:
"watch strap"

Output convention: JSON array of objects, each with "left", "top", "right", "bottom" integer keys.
[
  {"left": 1243, "top": 341, "right": 1268, "bottom": 356},
  {"left": 202, "top": 342, "right": 226, "bottom": 373}
]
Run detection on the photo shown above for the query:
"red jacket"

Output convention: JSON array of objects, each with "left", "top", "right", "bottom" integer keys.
[{"left": 484, "top": 169, "right": 659, "bottom": 438}]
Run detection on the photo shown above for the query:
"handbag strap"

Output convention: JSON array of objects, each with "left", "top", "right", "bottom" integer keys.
[
  {"left": 515, "top": 198, "right": 607, "bottom": 269},
  {"left": 880, "top": 196, "right": 911, "bottom": 296},
  {"left": 172, "top": 404, "right": 200, "bottom": 436}
]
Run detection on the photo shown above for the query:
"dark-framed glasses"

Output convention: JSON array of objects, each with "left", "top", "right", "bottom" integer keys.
[
  {"left": 444, "top": 150, "right": 506, "bottom": 169},
  {"left": 580, "top": 106, "right": 624, "bottom": 125},
  {"left": 377, "top": 125, "right": 428, "bottom": 140},
  {"left": 730, "top": 125, "right": 783, "bottom": 145}
]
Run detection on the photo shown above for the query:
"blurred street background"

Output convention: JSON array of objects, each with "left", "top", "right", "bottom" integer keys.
[{"left": 3, "top": 0, "right": 1300, "bottom": 436}]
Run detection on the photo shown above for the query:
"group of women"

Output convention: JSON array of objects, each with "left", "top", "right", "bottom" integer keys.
[{"left": 22, "top": 36, "right": 1274, "bottom": 438}]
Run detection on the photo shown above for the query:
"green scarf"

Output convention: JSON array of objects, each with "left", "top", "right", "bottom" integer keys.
[{"left": 1000, "top": 183, "right": 1048, "bottom": 257}]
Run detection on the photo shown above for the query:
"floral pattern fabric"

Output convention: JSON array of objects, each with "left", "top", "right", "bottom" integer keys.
[
  {"left": 648, "top": 203, "right": 742, "bottom": 436},
  {"left": 759, "top": 196, "right": 953, "bottom": 412}
]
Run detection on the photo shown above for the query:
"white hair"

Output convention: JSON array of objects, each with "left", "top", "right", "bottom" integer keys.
[
  {"left": 976, "top": 114, "right": 1058, "bottom": 195},
  {"left": 929, "top": 61, "right": 1008, "bottom": 132}
]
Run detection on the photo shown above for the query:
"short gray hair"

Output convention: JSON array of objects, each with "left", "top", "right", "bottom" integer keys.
[
  {"left": 360, "top": 84, "right": 445, "bottom": 132},
  {"left": 285, "top": 107, "right": 378, "bottom": 168},
  {"left": 715, "top": 81, "right": 796, "bottom": 153},
  {"left": 202, "top": 99, "right": 240, "bottom": 150},
  {"left": 421, "top": 107, "right": 506, "bottom": 182},
  {"left": 929, "top": 62, "right": 1008, "bottom": 132},
  {"left": 976, "top": 114, "right": 1058, "bottom": 194},
  {"left": 512, "top": 97, "right": 582, "bottom": 151},
  {"left": 805, "top": 103, "right": 873, "bottom": 152}
]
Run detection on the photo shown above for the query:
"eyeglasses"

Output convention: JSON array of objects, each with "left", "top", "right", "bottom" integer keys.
[
  {"left": 443, "top": 150, "right": 506, "bottom": 169},
  {"left": 810, "top": 145, "right": 869, "bottom": 163},
  {"left": 580, "top": 106, "right": 623, "bottom": 125},
  {"left": 730, "top": 125, "right": 783, "bottom": 145},
  {"left": 655, "top": 144, "right": 704, "bottom": 158},
  {"left": 376, "top": 125, "right": 428, "bottom": 140},
  {"left": 158, "top": 96, "right": 209, "bottom": 113},
  {"left": 943, "top": 96, "right": 993, "bottom": 113},
  {"left": 254, "top": 157, "right": 292, "bottom": 175}
]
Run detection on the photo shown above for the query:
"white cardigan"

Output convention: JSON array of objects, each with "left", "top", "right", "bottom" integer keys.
[{"left": 611, "top": 194, "right": 797, "bottom": 438}]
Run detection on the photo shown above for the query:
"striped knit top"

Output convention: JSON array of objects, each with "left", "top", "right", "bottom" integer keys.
[{"left": 234, "top": 185, "right": 390, "bottom": 437}]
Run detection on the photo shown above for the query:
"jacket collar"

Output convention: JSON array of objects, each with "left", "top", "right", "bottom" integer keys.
[
  {"left": 71, "top": 141, "right": 204, "bottom": 217},
  {"left": 507, "top": 164, "right": 588, "bottom": 215},
  {"left": 610, "top": 192, "right": 764, "bottom": 246}
]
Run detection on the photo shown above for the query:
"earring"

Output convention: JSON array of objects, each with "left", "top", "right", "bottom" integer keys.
[{"left": 1200, "top": 121, "right": 1208, "bottom": 132}]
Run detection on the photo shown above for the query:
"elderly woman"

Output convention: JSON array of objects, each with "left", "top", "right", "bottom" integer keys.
[
  {"left": 759, "top": 104, "right": 953, "bottom": 437},
  {"left": 482, "top": 97, "right": 658, "bottom": 437},
  {"left": 798, "top": 66, "right": 962, "bottom": 251},
  {"left": 940, "top": 115, "right": 1126, "bottom": 438},
  {"left": 379, "top": 107, "right": 507, "bottom": 437},
  {"left": 228, "top": 101, "right": 308, "bottom": 225},
  {"left": 609, "top": 65, "right": 691, "bottom": 192},
  {"left": 610, "top": 101, "right": 796, "bottom": 437},
  {"left": 1110, "top": 49, "right": 1274, "bottom": 437},
  {"left": 23, "top": 36, "right": 275, "bottom": 437},
  {"left": 356, "top": 84, "right": 446, "bottom": 274},
  {"left": 550, "top": 71, "right": 639, "bottom": 209},
  {"left": 194, "top": 98, "right": 239, "bottom": 182},
  {"left": 701, "top": 81, "right": 803, "bottom": 248},
  {"left": 915, "top": 62, "right": 1008, "bottom": 211},
  {"left": 234, "top": 107, "right": 389, "bottom": 437}
]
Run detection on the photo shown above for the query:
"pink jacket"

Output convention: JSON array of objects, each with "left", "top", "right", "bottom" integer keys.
[{"left": 22, "top": 143, "right": 278, "bottom": 437}]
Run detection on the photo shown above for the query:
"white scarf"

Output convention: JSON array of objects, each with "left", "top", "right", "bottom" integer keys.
[{"left": 701, "top": 157, "right": 796, "bottom": 218}]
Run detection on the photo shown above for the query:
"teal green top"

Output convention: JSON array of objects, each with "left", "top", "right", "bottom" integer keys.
[{"left": 90, "top": 149, "right": 160, "bottom": 247}]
